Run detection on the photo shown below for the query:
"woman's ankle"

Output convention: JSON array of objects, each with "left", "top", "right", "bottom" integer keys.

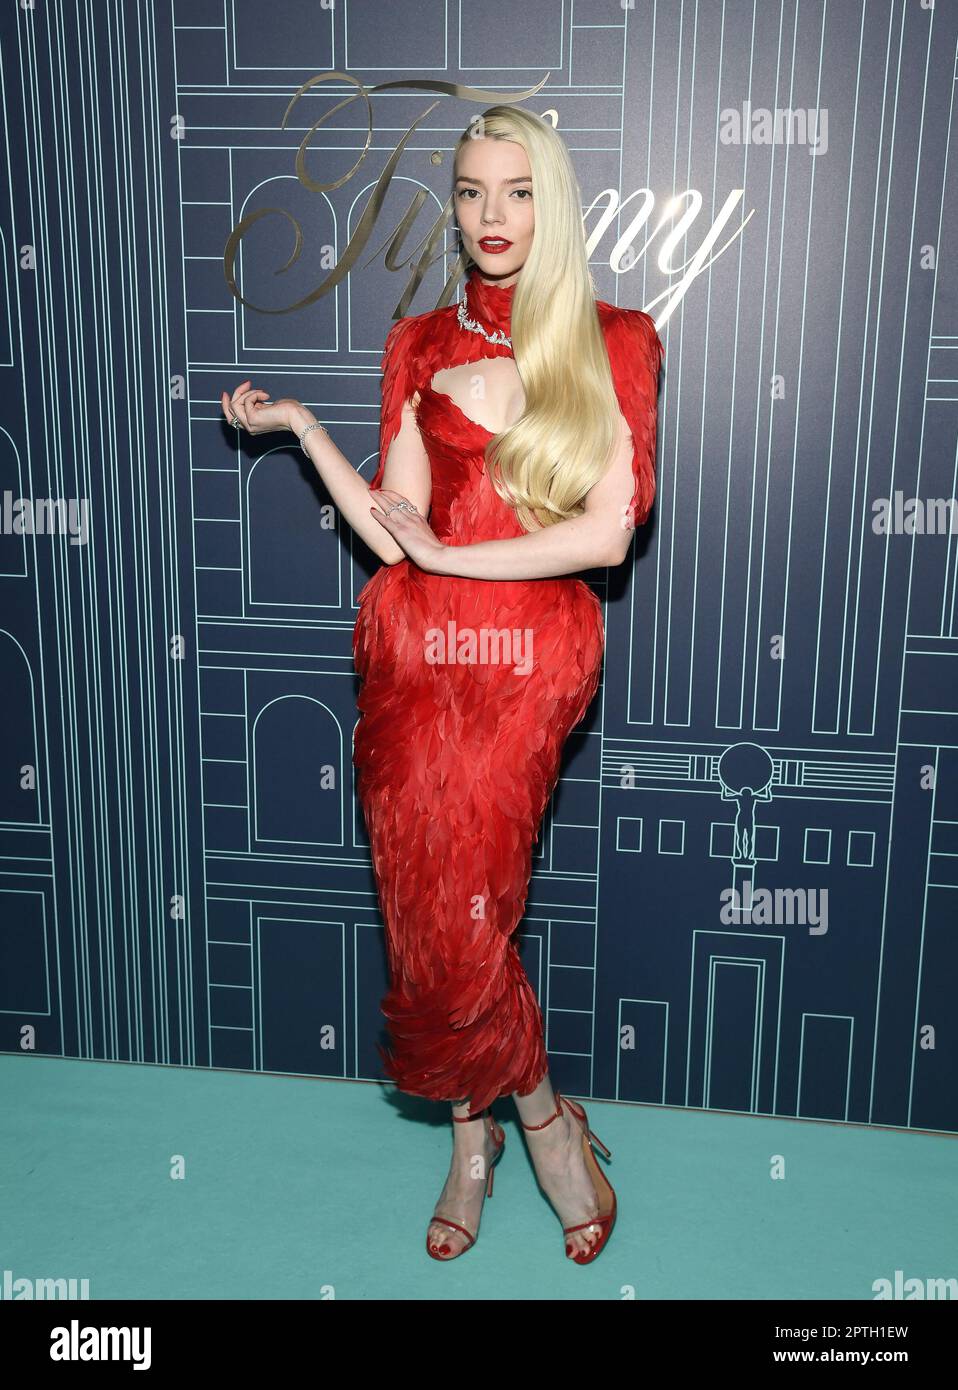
[{"left": 513, "top": 1076, "right": 563, "bottom": 1131}]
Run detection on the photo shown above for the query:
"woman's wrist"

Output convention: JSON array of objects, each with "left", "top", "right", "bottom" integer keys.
[
  {"left": 427, "top": 541, "right": 453, "bottom": 575},
  {"left": 287, "top": 402, "right": 317, "bottom": 436}
]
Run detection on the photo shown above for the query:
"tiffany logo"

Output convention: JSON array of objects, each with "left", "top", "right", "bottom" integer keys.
[{"left": 223, "top": 71, "right": 754, "bottom": 328}]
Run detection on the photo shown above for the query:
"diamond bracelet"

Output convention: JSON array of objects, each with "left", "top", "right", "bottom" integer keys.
[{"left": 297, "top": 421, "right": 327, "bottom": 454}]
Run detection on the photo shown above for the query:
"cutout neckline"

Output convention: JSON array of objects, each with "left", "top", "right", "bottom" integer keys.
[
  {"left": 421, "top": 379, "right": 495, "bottom": 439},
  {"left": 421, "top": 352, "right": 521, "bottom": 439}
]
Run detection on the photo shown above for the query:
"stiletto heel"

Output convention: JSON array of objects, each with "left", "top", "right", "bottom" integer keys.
[
  {"left": 520, "top": 1091, "right": 617, "bottom": 1265},
  {"left": 426, "top": 1107, "right": 505, "bottom": 1260}
]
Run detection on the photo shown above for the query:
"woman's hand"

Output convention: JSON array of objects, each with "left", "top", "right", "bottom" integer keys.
[
  {"left": 369, "top": 489, "right": 447, "bottom": 572},
  {"left": 221, "top": 380, "right": 302, "bottom": 438}
]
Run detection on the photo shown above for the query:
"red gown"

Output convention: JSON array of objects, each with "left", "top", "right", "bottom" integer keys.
[{"left": 352, "top": 267, "right": 664, "bottom": 1116}]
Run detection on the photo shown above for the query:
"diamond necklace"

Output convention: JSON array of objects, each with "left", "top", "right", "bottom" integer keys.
[{"left": 457, "top": 296, "right": 512, "bottom": 348}]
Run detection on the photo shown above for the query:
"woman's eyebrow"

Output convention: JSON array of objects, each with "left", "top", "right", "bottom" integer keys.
[{"left": 454, "top": 175, "right": 533, "bottom": 186}]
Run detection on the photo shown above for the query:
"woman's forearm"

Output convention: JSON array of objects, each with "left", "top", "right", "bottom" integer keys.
[
  {"left": 434, "top": 510, "right": 623, "bottom": 580},
  {"left": 289, "top": 405, "right": 404, "bottom": 565}
]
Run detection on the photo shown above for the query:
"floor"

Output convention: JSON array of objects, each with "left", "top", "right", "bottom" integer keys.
[{"left": 1, "top": 1056, "right": 953, "bottom": 1300}]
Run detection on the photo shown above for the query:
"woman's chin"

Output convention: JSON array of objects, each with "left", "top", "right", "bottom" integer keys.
[{"left": 470, "top": 253, "right": 524, "bottom": 280}]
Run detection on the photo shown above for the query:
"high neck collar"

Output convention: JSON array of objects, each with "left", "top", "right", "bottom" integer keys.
[{"left": 463, "top": 265, "right": 517, "bottom": 339}]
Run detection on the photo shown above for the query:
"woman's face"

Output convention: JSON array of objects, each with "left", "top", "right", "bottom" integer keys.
[{"left": 454, "top": 136, "right": 534, "bottom": 284}]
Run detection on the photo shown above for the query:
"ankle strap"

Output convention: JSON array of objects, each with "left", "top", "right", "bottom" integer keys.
[
  {"left": 453, "top": 1106, "right": 490, "bottom": 1123},
  {"left": 519, "top": 1091, "right": 564, "bottom": 1131}
]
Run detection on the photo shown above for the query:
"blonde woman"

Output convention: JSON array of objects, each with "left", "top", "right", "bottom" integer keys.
[{"left": 222, "top": 105, "right": 663, "bottom": 1264}]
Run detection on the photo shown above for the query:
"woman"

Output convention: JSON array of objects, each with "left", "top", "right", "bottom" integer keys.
[{"left": 222, "top": 106, "right": 663, "bottom": 1265}]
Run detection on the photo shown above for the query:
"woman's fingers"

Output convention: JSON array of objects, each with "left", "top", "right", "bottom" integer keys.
[
  {"left": 221, "top": 383, "right": 249, "bottom": 415},
  {"left": 369, "top": 489, "right": 392, "bottom": 511},
  {"left": 229, "top": 381, "right": 255, "bottom": 429},
  {"left": 222, "top": 397, "right": 246, "bottom": 429},
  {"left": 221, "top": 383, "right": 273, "bottom": 435},
  {"left": 229, "top": 380, "right": 251, "bottom": 410},
  {"left": 370, "top": 490, "right": 422, "bottom": 530},
  {"left": 376, "top": 490, "right": 420, "bottom": 517}
]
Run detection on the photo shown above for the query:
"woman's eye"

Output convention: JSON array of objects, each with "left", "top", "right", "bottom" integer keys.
[{"left": 455, "top": 188, "right": 531, "bottom": 200}]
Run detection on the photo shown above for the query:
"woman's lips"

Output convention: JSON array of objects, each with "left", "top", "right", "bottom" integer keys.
[{"left": 478, "top": 237, "right": 513, "bottom": 254}]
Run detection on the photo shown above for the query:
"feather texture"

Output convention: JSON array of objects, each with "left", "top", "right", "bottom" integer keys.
[{"left": 352, "top": 269, "right": 662, "bottom": 1114}]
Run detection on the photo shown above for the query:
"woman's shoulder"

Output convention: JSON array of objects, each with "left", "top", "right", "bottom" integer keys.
[
  {"left": 382, "top": 303, "right": 454, "bottom": 351},
  {"left": 595, "top": 299, "right": 665, "bottom": 374},
  {"left": 379, "top": 303, "right": 460, "bottom": 407}
]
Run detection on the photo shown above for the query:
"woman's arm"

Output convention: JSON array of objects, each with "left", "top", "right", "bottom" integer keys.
[
  {"left": 253, "top": 316, "right": 430, "bottom": 567},
  {"left": 289, "top": 399, "right": 429, "bottom": 566},
  {"left": 221, "top": 318, "right": 430, "bottom": 566}
]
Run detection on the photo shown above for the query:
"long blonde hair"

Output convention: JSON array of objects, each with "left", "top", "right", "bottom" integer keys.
[{"left": 454, "top": 107, "right": 621, "bottom": 533}]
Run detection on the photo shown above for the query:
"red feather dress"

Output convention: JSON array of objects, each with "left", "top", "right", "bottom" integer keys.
[{"left": 352, "top": 267, "right": 663, "bottom": 1115}]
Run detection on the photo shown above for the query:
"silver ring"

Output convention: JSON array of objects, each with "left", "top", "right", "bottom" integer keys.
[{"left": 230, "top": 413, "right": 241, "bottom": 428}]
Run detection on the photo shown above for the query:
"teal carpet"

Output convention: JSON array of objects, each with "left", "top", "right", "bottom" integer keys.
[{"left": 1, "top": 1056, "right": 953, "bottom": 1300}]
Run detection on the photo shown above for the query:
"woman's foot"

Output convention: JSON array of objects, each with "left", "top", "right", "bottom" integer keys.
[
  {"left": 520, "top": 1097, "right": 604, "bottom": 1259},
  {"left": 427, "top": 1112, "right": 502, "bottom": 1258}
]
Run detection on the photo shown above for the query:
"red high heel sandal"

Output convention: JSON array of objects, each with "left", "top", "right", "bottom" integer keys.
[
  {"left": 521, "top": 1091, "right": 616, "bottom": 1264},
  {"left": 426, "top": 1108, "right": 505, "bottom": 1260}
]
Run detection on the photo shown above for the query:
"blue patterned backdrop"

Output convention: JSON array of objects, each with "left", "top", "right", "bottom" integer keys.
[{"left": 1, "top": 0, "right": 955, "bottom": 1133}]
